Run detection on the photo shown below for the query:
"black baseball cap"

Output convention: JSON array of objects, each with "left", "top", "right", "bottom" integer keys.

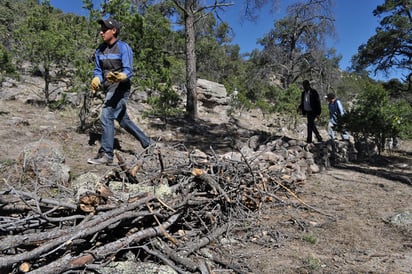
[{"left": 98, "top": 18, "right": 120, "bottom": 33}]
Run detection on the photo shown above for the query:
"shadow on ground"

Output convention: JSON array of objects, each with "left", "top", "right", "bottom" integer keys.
[
  {"left": 148, "top": 115, "right": 282, "bottom": 154},
  {"left": 335, "top": 152, "right": 412, "bottom": 185}
]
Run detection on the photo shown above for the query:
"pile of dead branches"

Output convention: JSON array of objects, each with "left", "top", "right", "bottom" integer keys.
[{"left": 0, "top": 144, "right": 304, "bottom": 274}]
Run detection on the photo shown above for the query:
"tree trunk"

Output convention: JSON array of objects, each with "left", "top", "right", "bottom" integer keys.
[
  {"left": 44, "top": 67, "right": 50, "bottom": 106},
  {"left": 184, "top": 0, "right": 198, "bottom": 120}
]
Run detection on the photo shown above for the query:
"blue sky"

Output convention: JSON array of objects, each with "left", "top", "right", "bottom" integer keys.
[{"left": 49, "top": 0, "right": 398, "bottom": 80}]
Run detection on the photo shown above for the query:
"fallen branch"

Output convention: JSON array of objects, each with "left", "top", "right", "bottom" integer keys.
[
  {"left": 29, "top": 214, "right": 180, "bottom": 274},
  {"left": 272, "top": 178, "right": 336, "bottom": 220},
  {"left": 0, "top": 194, "right": 154, "bottom": 268}
]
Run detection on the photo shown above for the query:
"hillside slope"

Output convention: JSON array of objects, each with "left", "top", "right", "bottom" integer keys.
[{"left": 1, "top": 77, "right": 412, "bottom": 273}]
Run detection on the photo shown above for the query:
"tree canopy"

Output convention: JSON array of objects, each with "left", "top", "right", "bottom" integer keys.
[
  {"left": 353, "top": 0, "right": 412, "bottom": 79},
  {"left": 254, "top": 0, "right": 338, "bottom": 89}
]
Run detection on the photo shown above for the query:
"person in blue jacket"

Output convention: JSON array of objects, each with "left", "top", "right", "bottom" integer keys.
[
  {"left": 325, "top": 93, "right": 349, "bottom": 141},
  {"left": 297, "top": 80, "right": 323, "bottom": 143},
  {"left": 87, "top": 18, "right": 152, "bottom": 165}
]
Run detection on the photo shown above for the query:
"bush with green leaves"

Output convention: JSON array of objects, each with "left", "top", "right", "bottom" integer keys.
[
  {"left": 0, "top": 44, "right": 16, "bottom": 77},
  {"left": 341, "top": 81, "right": 412, "bottom": 156},
  {"left": 144, "top": 84, "right": 184, "bottom": 120}
]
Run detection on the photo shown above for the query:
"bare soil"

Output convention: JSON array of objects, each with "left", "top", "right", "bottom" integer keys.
[{"left": 1, "top": 97, "right": 412, "bottom": 274}]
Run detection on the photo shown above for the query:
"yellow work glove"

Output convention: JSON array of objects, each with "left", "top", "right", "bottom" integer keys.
[
  {"left": 90, "top": 77, "right": 101, "bottom": 94},
  {"left": 106, "top": 71, "right": 127, "bottom": 83}
]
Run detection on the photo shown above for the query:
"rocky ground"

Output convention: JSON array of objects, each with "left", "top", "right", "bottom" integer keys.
[{"left": 1, "top": 76, "right": 412, "bottom": 273}]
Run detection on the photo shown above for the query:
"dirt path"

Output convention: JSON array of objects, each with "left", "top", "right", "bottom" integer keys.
[{"left": 229, "top": 167, "right": 412, "bottom": 273}]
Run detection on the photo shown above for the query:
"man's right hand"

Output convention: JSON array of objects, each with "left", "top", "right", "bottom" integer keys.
[{"left": 90, "top": 77, "right": 100, "bottom": 94}]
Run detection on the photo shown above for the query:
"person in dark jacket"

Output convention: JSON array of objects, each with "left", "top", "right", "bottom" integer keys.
[
  {"left": 297, "top": 80, "right": 323, "bottom": 143},
  {"left": 87, "top": 18, "right": 153, "bottom": 165}
]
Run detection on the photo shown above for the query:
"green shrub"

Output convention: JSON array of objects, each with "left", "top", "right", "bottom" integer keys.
[{"left": 342, "top": 81, "right": 412, "bottom": 155}]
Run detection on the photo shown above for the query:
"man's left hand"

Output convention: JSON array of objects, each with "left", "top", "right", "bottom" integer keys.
[{"left": 106, "top": 72, "right": 127, "bottom": 83}]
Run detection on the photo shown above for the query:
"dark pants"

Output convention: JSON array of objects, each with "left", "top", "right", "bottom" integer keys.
[{"left": 306, "top": 112, "right": 322, "bottom": 143}]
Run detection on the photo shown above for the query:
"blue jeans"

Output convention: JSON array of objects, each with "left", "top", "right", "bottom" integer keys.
[
  {"left": 328, "top": 121, "right": 349, "bottom": 140},
  {"left": 99, "top": 97, "right": 152, "bottom": 158}
]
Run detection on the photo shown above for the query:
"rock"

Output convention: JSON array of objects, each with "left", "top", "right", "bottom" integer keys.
[
  {"left": 309, "top": 163, "right": 320, "bottom": 173},
  {"left": 19, "top": 139, "right": 65, "bottom": 164},
  {"left": 291, "top": 170, "right": 306, "bottom": 181},
  {"left": 18, "top": 139, "right": 71, "bottom": 185},
  {"left": 389, "top": 211, "right": 412, "bottom": 226},
  {"left": 197, "top": 78, "right": 228, "bottom": 105},
  {"left": 259, "top": 151, "right": 283, "bottom": 163}
]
